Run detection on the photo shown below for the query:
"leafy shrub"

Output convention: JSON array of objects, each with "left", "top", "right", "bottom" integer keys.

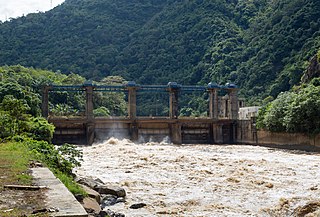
[
  {"left": 50, "top": 103, "right": 80, "bottom": 116},
  {"left": 0, "top": 110, "right": 13, "bottom": 138},
  {"left": 56, "top": 143, "right": 83, "bottom": 173},
  {"left": 0, "top": 95, "right": 30, "bottom": 137},
  {"left": 9, "top": 137, "right": 85, "bottom": 196},
  {"left": 16, "top": 137, "right": 83, "bottom": 175},
  {"left": 257, "top": 78, "right": 320, "bottom": 135},
  {"left": 262, "top": 92, "right": 296, "bottom": 132},
  {"left": 26, "top": 117, "right": 55, "bottom": 142},
  {"left": 0, "top": 96, "right": 55, "bottom": 142},
  {"left": 93, "top": 106, "right": 110, "bottom": 117}
]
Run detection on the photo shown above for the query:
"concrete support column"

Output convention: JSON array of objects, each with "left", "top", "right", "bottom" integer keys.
[
  {"left": 130, "top": 122, "right": 139, "bottom": 141},
  {"left": 213, "top": 124, "right": 223, "bottom": 143},
  {"left": 232, "top": 122, "right": 237, "bottom": 144},
  {"left": 86, "top": 123, "right": 95, "bottom": 145},
  {"left": 170, "top": 123, "right": 182, "bottom": 144},
  {"left": 227, "top": 88, "right": 239, "bottom": 120},
  {"left": 85, "top": 85, "right": 94, "bottom": 121},
  {"left": 169, "top": 89, "right": 179, "bottom": 119},
  {"left": 42, "top": 86, "right": 50, "bottom": 118},
  {"left": 208, "top": 124, "right": 214, "bottom": 144},
  {"left": 84, "top": 84, "right": 95, "bottom": 145},
  {"left": 209, "top": 88, "right": 219, "bottom": 119},
  {"left": 128, "top": 87, "right": 137, "bottom": 119}
]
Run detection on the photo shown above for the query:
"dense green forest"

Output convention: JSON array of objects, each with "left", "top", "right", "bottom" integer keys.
[
  {"left": 0, "top": 0, "right": 319, "bottom": 104},
  {"left": 256, "top": 52, "right": 320, "bottom": 135},
  {"left": 257, "top": 77, "right": 320, "bottom": 135}
]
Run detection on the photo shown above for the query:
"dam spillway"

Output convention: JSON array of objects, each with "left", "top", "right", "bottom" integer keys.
[
  {"left": 43, "top": 81, "right": 242, "bottom": 145},
  {"left": 49, "top": 117, "right": 237, "bottom": 145}
]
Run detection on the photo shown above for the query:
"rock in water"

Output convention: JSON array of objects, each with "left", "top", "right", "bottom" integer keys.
[
  {"left": 76, "top": 177, "right": 103, "bottom": 189},
  {"left": 94, "top": 185, "right": 126, "bottom": 197},
  {"left": 79, "top": 184, "right": 101, "bottom": 203},
  {"left": 101, "top": 194, "right": 126, "bottom": 208},
  {"left": 294, "top": 201, "right": 320, "bottom": 217},
  {"left": 100, "top": 209, "right": 125, "bottom": 217},
  {"left": 116, "top": 197, "right": 126, "bottom": 203},
  {"left": 101, "top": 194, "right": 118, "bottom": 208},
  {"left": 129, "top": 203, "right": 147, "bottom": 209},
  {"left": 82, "top": 197, "right": 101, "bottom": 215}
]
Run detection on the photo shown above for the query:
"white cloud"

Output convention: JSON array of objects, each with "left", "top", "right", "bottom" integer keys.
[{"left": 0, "top": 0, "right": 65, "bottom": 22}]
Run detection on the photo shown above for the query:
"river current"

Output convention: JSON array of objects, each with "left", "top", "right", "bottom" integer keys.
[{"left": 75, "top": 138, "right": 320, "bottom": 216}]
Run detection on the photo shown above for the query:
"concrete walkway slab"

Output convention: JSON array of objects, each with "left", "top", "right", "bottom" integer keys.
[{"left": 32, "top": 167, "right": 88, "bottom": 217}]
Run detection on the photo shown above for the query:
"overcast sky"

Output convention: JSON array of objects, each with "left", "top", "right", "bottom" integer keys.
[{"left": 0, "top": 0, "right": 65, "bottom": 22}]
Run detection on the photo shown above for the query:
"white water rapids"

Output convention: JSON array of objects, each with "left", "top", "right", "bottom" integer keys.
[{"left": 75, "top": 138, "right": 320, "bottom": 216}]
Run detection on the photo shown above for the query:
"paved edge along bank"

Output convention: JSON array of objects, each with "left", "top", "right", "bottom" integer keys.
[{"left": 32, "top": 167, "right": 88, "bottom": 217}]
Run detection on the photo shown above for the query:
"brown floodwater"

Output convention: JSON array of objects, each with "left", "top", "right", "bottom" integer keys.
[{"left": 75, "top": 138, "right": 320, "bottom": 216}]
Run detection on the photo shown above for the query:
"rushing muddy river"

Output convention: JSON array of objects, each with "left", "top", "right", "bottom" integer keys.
[{"left": 75, "top": 138, "right": 320, "bottom": 216}]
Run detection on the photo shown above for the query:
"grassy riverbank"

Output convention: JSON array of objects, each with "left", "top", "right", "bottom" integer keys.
[
  {"left": 0, "top": 141, "right": 86, "bottom": 216},
  {"left": 0, "top": 142, "right": 42, "bottom": 216},
  {"left": 0, "top": 142, "right": 32, "bottom": 187}
]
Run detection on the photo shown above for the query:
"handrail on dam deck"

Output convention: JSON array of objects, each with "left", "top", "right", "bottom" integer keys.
[
  {"left": 46, "top": 82, "right": 236, "bottom": 92},
  {"left": 42, "top": 81, "right": 241, "bottom": 145}
]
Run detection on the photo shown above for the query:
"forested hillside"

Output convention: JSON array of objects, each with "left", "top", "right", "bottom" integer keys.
[
  {"left": 206, "top": 0, "right": 320, "bottom": 102},
  {"left": 0, "top": 0, "right": 167, "bottom": 78},
  {"left": 0, "top": 0, "right": 319, "bottom": 103}
]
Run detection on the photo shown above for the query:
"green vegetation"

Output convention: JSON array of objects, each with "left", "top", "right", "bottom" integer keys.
[
  {"left": 0, "top": 0, "right": 319, "bottom": 104},
  {"left": 0, "top": 65, "right": 127, "bottom": 117},
  {"left": 0, "top": 98, "right": 86, "bottom": 195},
  {"left": 55, "top": 171, "right": 86, "bottom": 196},
  {"left": 0, "top": 142, "right": 32, "bottom": 186},
  {"left": 0, "top": 95, "right": 54, "bottom": 141},
  {"left": 0, "top": 142, "right": 39, "bottom": 216},
  {"left": 257, "top": 78, "right": 320, "bottom": 135},
  {"left": 0, "top": 140, "right": 85, "bottom": 195},
  {"left": 0, "top": 3, "right": 318, "bottom": 209},
  {"left": 0, "top": 0, "right": 319, "bottom": 127},
  {"left": 22, "top": 137, "right": 86, "bottom": 195},
  {"left": 0, "top": 66, "right": 96, "bottom": 196}
]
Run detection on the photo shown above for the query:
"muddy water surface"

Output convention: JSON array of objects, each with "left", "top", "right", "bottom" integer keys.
[{"left": 75, "top": 138, "right": 320, "bottom": 216}]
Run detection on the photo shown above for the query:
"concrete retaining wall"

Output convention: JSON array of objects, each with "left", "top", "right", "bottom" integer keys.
[
  {"left": 237, "top": 120, "right": 320, "bottom": 148},
  {"left": 256, "top": 131, "right": 320, "bottom": 147}
]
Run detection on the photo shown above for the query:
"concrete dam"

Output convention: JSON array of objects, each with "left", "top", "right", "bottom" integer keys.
[{"left": 42, "top": 81, "right": 244, "bottom": 145}]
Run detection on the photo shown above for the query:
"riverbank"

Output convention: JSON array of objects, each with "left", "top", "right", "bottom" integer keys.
[
  {"left": 0, "top": 141, "right": 88, "bottom": 217},
  {"left": 0, "top": 142, "right": 44, "bottom": 216},
  {"left": 76, "top": 138, "right": 320, "bottom": 216}
]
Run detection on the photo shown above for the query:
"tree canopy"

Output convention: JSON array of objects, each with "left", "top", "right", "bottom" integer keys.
[
  {"left": 0, "top": 0, "right": 319, "bottom": 103},
  {"left": 257, "top": 77, "right": 320, "bottom": 135}
]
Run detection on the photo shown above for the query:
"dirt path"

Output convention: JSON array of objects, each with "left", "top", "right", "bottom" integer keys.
[{"left": 76, "top": 138, "right": 320, "bottom": 216}]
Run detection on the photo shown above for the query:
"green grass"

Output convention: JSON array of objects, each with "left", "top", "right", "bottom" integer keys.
[
  {"left": 0, "top": 142, "right": 38, "bottom": 216},
  {"left": 0, "top": 208, "right": 50, "bottom": 217},
  {"left": 0, "top": 141, "right": 87, "bottom": 217},
  {"left": 0, "top": 142, "right": 32, "bottom": 187},
  {"left": 0, "top": 141, "right": 87, "bottom": 199},
  {"left": 55, "top": 171, "right": 87, "bottom": 196}
]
